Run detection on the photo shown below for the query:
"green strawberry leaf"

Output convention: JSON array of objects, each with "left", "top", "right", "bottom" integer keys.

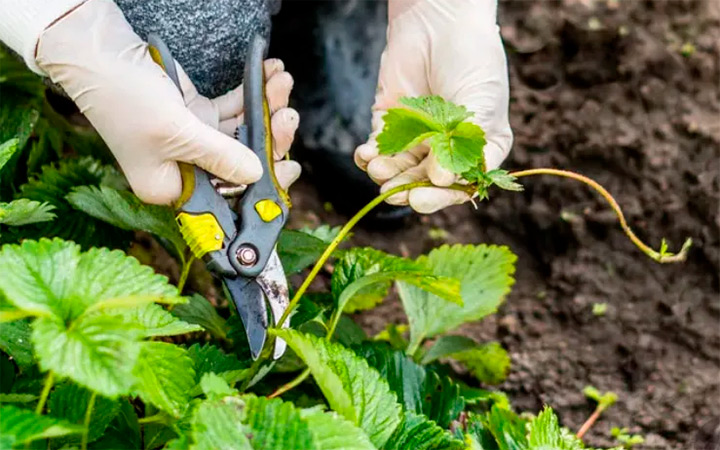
[
  {"left": 528, "top": 407, "right": 585, "bottom": 450},
  {"left": 190, "top": 396, "right": 253, "bottom": 450},
  {"left": 332, "top": 247, "right": 462, "bottom": 315},
  {"left": 0, "top": 393, "right": 36, "bottom": 403},
  {"left": 383, "top": 411, "right": 465, "bottom": 450},
  {"left": 399, "top": 96, "right": 473, "bottom": 130},
  {"left": 0, "top": 138, "right": 19, "bottom": 173},
  {"left": 66, "top": 185, "right": 186, "bottom": 257},
  {"left": 277, "top": 228, "right": 344, "bottom": 275},
  {"left": 171, "top": 295, "right": 226, "bottom": 339},
  {"left": 376, "top": 96, "right": 487, "bottom": 174},
  {"left": 239, "top": 395, "right": 315, "bottom": 449},
  {"left": 272, "top": 329, "right": 402, "bottom": 448},
  {"left": 451, "top": 342, "right": 510, "bottom": 386},
  {"left": 298, "top": 224, "right": 343, "bottom": 243},
  {"left": 300, "top": 407, "right": 375, "bottom": 450},
  {"left": 133, "top": 342, "right": 195, "bottom": 417},
  {"left": 0, "top": 405, "right": 84, "bottom": 447},
  {"left": 32, "top": 313, "right": 142, "bottom": 398},
  {"left": 16, "top": 158, "right": 131, "bottom": 248},
  {"left": 115, "top": 302, "right": 201, "bottom": 337},
  {"left": 376, "top": 108, "right": 440, "bottom": 155},
  {"left": 0, "top": 319, "right": 34, "bottom": 369},
  {"left": 47, "top": 382, "right": 121, "bottom": 445},
  {"left": 199, "top": 373, "right": 238, "bottom": 400},
  {"left": 88, "top": 400, "right": 141, "bottom": 450},
  {"left": 398, "top": 244, "right": 516, "bottom": 350},
  {"left": 0, "top": 199, "right": 55, "bottom": 226},
  {"left": 356, "top": 342, "right": 465, "bottom": 428},
  {"left": 423, "top": 336, "right": 510, "bottom": 385},
  {"left": 187, "top": 343, "right": 249, "bottom": 394},
  {"left": 0, "top": 239, "right": 179, "bottom": 321}
]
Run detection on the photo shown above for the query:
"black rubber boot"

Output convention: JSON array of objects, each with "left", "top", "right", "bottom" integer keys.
[{"left": 271, "top": 0, "right": 411, "bottom": 227}]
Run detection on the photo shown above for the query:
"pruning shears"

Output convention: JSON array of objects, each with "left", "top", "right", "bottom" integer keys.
[{"left": 148, "top": 34, "right": 291, "bottom": 360}]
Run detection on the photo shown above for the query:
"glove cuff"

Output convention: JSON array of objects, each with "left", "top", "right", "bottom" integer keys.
[{"left": 0, "top": 0, "right": 87, "bottom": 74}]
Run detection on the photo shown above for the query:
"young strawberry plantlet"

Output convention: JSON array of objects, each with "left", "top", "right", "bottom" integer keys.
[
  {"left": 578, "top": 385, "right": 619, "bottom": 439},
  {"left": 376, "top": 96, "right": 692, "bottom": 264}
]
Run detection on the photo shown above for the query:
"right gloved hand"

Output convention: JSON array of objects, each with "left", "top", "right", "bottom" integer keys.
[{"left": 35, "top": 0, "right": 300, "bottom": 205}]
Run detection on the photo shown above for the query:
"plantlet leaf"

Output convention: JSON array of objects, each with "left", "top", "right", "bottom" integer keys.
[
  {"left": 383, "top": 411, "right": 466, "bottom": 450},
  {"left": 32, "top": 313, "right": 143, "bottom": 397},
  {"left": 16, "top": 157, "right": 131, "bottom": 248},
  {"left": 398, "top": 244, "right": 516, "bottom": 350},
  {"left": 47, "top": 382, "right": 121, "bottom": 445},
  {"left": 272, "top": 329, "right": 402, "bottom": 447},
  {"left": 132, "top": 341, "right": 195, "bottom": 417},
  {"left": 0, "top": 197, "right": 54, "bottom": 226},
  {"left": 332, "top": 247, "right": 462, "bottom": 314},
  {"left": 399, "top": 96, "right": 473, "bottom": 129},
  {"left": 172, "top": 294, "right": 227, "bottom": 339},
  {"left": 66, "top": 185, "right": 186, "bottom": 256},
  {"left": 583, "top": 385, "right": 617, "bottom": 411},
  {"left": 377, "top": 96, "right": 487, "bottom": 174},
  {"left": 432, "top": 122, "right": 487, "bottom": 174},
  {"left": 376, "top": 108, "right": 440, "bottom": 155},
  {"left": 0, "top": 405, "right": 84, "bottom": 447}
]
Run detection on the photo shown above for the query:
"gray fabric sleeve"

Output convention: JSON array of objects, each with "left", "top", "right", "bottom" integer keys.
[{"left": 115, "top": 0, "right": 280, "bottom": 98}]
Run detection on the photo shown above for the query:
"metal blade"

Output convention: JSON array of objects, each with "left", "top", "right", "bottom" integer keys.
[
  {"left": 224, "top": 276, "right": 268, "bottom": 360},
  {"left": 255, "top": 248, "right": 290, "bottom": 359}
]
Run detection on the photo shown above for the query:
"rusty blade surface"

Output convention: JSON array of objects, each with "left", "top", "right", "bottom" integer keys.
[{"left": 255, "top": 248, "right": 290, "bottom": 359}]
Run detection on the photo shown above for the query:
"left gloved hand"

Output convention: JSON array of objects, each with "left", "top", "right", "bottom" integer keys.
[{"left": 354, "top": 0, "right": 512, "bottom": 214}]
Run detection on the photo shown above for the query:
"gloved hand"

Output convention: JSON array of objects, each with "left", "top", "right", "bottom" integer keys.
[
  {"left": 354, "top": 0, "right": 512, "bottom": 214},
  {"left": 35, "top": 0, "right": 300, "bottom": 205}
]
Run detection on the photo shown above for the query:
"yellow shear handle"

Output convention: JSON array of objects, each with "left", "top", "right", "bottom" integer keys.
[{"left": 149, "top": 38, "right": 225, "bottom": 259}]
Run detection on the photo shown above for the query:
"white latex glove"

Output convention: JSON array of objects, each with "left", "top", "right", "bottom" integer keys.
[
  {"left": 354, "top": 0, "right": 512, "bottom": 214},
  {"left": 35, "top": 0, "right": 300, "bottom": 205}
]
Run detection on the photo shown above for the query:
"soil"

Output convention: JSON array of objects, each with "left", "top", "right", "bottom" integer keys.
[{"left": 281, "top": 0, "right": 720, "bottom": 448}]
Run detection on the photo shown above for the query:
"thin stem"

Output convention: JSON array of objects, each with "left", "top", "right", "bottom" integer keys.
[
  {"left": 510, "top": 168, "right": 691, "bottom": 263},
  {"left": 34, "top": 371, "right": 54, "bottom": 415},
  {"left": 177, "top": 254, "right": 195, "bottom": 294},
  {"left": 80, "top": 392, "right": 97, "bottom": 450},
  {"left": 576, "top": 406, "right": 602, "bottom": 439},
  {"left": 268, "top": 368, "right": 310, "bottom": 399},
  {"left": 138, "top": 413, "right": 166, "bottom": 425}
]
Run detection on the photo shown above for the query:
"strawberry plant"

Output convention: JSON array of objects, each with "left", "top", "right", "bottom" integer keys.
[{"left": 0, "top": 47, "right": 689, "bottom": 449}]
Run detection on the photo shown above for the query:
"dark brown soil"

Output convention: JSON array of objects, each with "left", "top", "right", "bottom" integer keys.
[{"left": 286, "top": 1, "right": 720, "bottom": 448}]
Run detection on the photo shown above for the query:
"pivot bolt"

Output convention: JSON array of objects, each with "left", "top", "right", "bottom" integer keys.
[{"left": 237, "top": 245, "right": 258, "bottom": 266}]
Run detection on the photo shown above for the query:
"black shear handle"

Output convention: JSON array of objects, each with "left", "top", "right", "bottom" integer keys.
[{"left": 228, "top": 35, "right": 290, "bottom": 278}]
